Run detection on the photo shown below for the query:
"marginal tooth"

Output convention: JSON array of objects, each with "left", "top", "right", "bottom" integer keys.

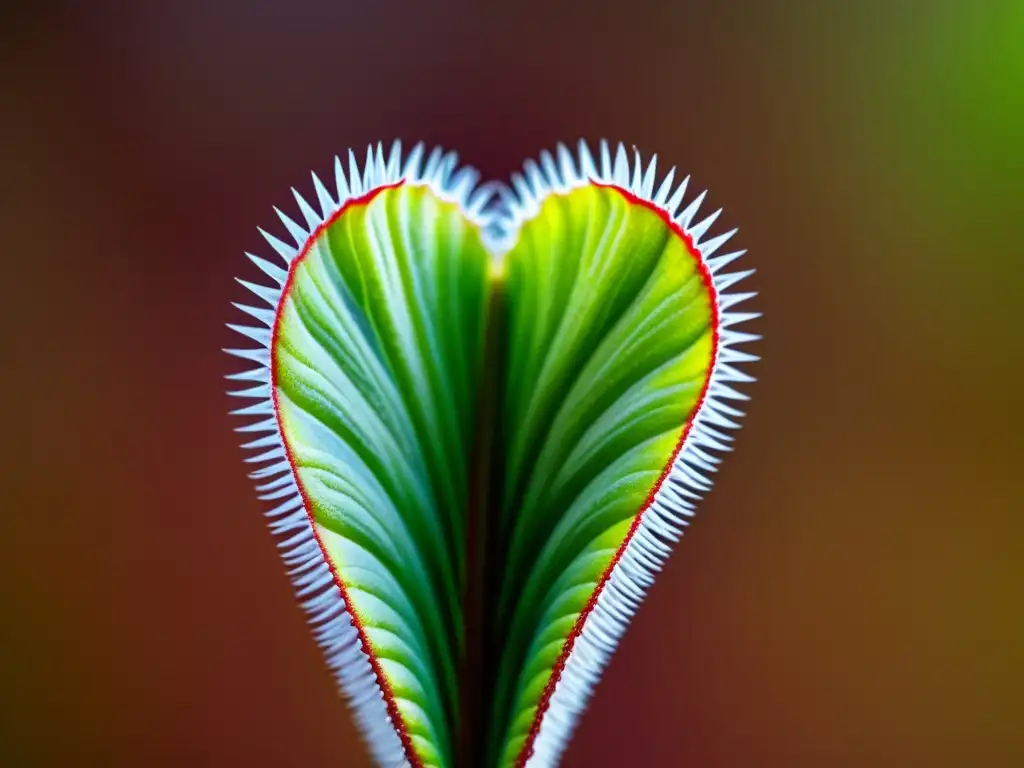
[
  {"left": 257, "top": 228, "right": 298, "bottom": 264},
  {"left": 698, "top": 228, "right": 736, "bottom": 258},
  {"left": 577, "top": 138, "right": 598, "bottom": 180},
  {"left": 707, "top": 397, "right": 746, "bottom": 417},
  {"left": 450, "top": 166, "right": 479, "bottom": 204},
  {"left": 231, "top": 400, "right": 275, "bottom": 417},
  {"left": 274, "top": 206, "right": 308, "bottom": 248},
  {"left": 226, "top": 323, "right": 272, "bottom": 348},
  {"left": 701, "top": 405, "right": 741, "bottom": 430},
  {"left": 386, "top": 138, "right": 402, "bottom": 181},
  {"left": 466, "top": 180, "right": 498, "bottom": 216},
  {"left": 714, "top": 269, "right": 756, "bottom": 291},
  {"left": 236, "top": 277, "right": 280, "bottom": 307},
  {"left": 422, "top": 146, "right": 444, "bottom": 183},
  {"left": 557, "top": 142, "right": 578, "bottom": 186},
  {"left": 347, "top": 149, "right": 363, "bottom": 196},
  {"left": 374, "top": 142, "right": 386, "bottom": 185},
  {"left": 631, "top": 147, "right": 643, "bottom": 193},
  {"left": 613, "top": 143, "right": 630, "bottom": 186},
  {"left": 721, "top": 329, "right": 763, "bottom": 346},
  {"left": 404, "top": 142, "right": 426, "bottom": 179},
  {"left": 231, "top": 302, "right": 275, "bottom": 327},
  {"left": 242, "top": 433, "right": 280, "bottom": 450},
  {"left": 654, "top": 167, "right": 675, "bottom": 206},
  {"left": 235, "top": 417, "right": 276, "bottom": 434},
  {"left": 718, "top": 363, "right": 756, "bottom": 383},
  {"left": 712, "top": 383, "right": 750, "bottom": 402},
  {"left": 706, "top": 249, "right": 747, "bottom": 273},
  {"left": 599, "top": 139, "right": 612, "bottom": 181},
  {"left": 334, "top": 155, "right": 350, "bottom": 201},
  {"left": 227, "top": 383, "right": 270, "bottom": 399},
  {"left": 540, "top": 149, "right": 562, "bottom": 191},
  {"left": 255, "top": 473, "right": 292, "bottom": 493},
  {"left": 689, "top": 208, "right": 722, "bottom": 241},
  {"left": 641, "top": 153, "right": 657, "bottom": 199},
  {"left": 292, "top": 188, "right": 321, "bottom": 230},
  {"left": 677, "top": 190, "right": 707, "bottom": 229},
  {"left": 665, "top": 175, "right": 690, "bottom": 217},
  {"left": 245, "top": 252, "right": 288, "bottom": 285},
  {"left": 245, "top": 446, "right": 286, "bottom": 464},
  {"left": 311, "top": 171, "right": 335, "bottom": 218},
  {"left": 363, "top": 145, "right": 375, "bottom": 191},
  {"left": 511, "top": 172, "right": 535, "bottom": 212},
  {"left": 721, "top": 311, "right": 763, "bottom": 328},
  {"left": 224, "top": 367, "right": 268, "bottom": 382},
  {"left": 436, "top": 152, "right": 457, "bottom": 188},
  {"left": 720, "top": 290, "right": 761, "bottom": 313},
  {"left": 720, "top": 347, "right": 761, "bottom": 364},
  {"left": 223, "top": 347, "right": 270, "bottom": 365},
  {"left": 524, "top": 158, "right": 549, "bottom": 197}
]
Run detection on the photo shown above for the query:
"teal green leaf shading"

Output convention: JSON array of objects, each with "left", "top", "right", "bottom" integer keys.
[{"left": 226, "top": 140, "right": 758, "bottom": 768}]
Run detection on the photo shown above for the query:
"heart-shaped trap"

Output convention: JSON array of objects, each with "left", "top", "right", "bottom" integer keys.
[{"left": 226, "top": 140, "right": 759, "bottom": 768}]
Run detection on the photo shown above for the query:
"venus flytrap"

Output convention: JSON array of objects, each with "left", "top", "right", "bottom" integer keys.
[{"left": 225, "top": 139, "right": 760, "bottom": 768}]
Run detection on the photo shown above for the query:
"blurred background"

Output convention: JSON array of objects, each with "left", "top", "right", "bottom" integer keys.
[{"left": 2, "top": 0, "right": 1021, "bottom": 765}]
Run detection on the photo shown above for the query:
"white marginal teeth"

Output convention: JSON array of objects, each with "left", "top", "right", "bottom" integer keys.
[
  {"left": 707, "top": 249, "right": 747, "bottom": 273},
  {"left": 311, "top": 172, "right": 335, "bottom": 218},
  {"left": 631, "top": 147, "right": 643, "bottom": 192},
  {"left": 719, "top": 291, "right": 758, "bottom": 311},
  {"left": 292, "top": 188, "right": 321, "bottom": 230},
  {"left": 676, "top": 190, "right": 707, "bottom": 229},
  {"left": 654, "top": 167, "right": 674, "bottom": 206},
  {"left": 540, "top": 150, "right": 561, "bottom": 191},
  {"left": 347, "top": 149, "right": 362, "bottom": 196},
  {"left": 698, "top": 229, "right": 736, "bottom": 258},
  {"left": 403, "top": 142, "right": 425, "bottom": 179},
  {"left": 485, "top": 140, "right": 760, "bottom": 766},
  {"left": 386, "top": 139, "right": 402, "bottom": 181},
  {"left": 334, "top": 155, "right": 349, "bottom": 201},
  {"left": 236, "top": 278, "right": 279, "bottom": 307},
  {"left": 690, "top": 208, "right": 722, "bottom": 241},
  {"left": 641, "top": 153, "right": 657, "bottom": 199},
  {"left": 274, "top": 206, "right": 308, "bottom": 247},
  {"left": 578, "top": 138, "right": 597, "bottom": 180},
  {"left": 714, "top": 269, "right": 756, "bottom": 291},
  {"left": 363, "top": 145, "right": 375, "bottom": 191},
  {"left": 422, "top": 146, "right": 443, "bottom": 182},
  {"left": 374, "top": 142, "right": 386, "bottom": 184},
  {"left": 258, "top": 228, "right": 297, "bottom": 264},
  {"left": 245, "top": 253, "right": 287, "bottom": 285},
  {"left": 666, "top": 175, "right": 689, "bottom": 218},
  {"left": 557, "top": 143, "right": 577, "bottom": 185},
  {"left": 226, "top": 138, "right": 760, "bottom": 765},
  {"left": 226, "top": 323, "right": 271, "bottom": 348},
  {"left": 599, "top": 139, "right": 612, "bottom": 180},
  {"left": 524, "top": 159, "right": 548, "bottom": 197},
  {"left": 231, "top": 302, "right": 275, "bottom": 327},
  {"left": 721, "top": 311, "right": 762, "bottom": 327},
  {"left": 613, "top": 143, "right": 629, "bottom": 186}
]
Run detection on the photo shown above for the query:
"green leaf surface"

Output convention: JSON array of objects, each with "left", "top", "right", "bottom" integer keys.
[
  {"left": 489, "top": 184, "right": 713, "bottom": 765},
  {"left": 275, "top": 183, "right": 490, "bottom": 766},
  {"left": 227, "top": 141, "right": 755, "bottom": 768}
]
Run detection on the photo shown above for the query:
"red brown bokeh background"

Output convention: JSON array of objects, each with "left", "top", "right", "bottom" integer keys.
[{"left": 2, "top": 1, "right": 1021, "bottom": 765}]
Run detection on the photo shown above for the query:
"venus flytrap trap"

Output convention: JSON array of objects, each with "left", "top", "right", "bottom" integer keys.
[{"left": 224, "top": 139, "right": 760, "bottom": 768}]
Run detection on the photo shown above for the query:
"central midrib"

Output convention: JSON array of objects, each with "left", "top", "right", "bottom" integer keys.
[{"left": 459, "top": 273, "right": 508, "bottom": 768}]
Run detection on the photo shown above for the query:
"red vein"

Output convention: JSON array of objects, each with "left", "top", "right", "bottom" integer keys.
[
  {"left": 514, "top": 183, "right": 721, "bottom": 767},
  {"left": 268, "top": 180, "right": 425, "bottom": 768}
]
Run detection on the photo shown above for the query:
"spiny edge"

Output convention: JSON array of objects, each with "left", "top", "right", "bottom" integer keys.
[
  {"left": 498, "top": 140, "right": 761, "bottom": 768},
  {"left": 225, "top": 141, "right": 504, "bottom": 768}
]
